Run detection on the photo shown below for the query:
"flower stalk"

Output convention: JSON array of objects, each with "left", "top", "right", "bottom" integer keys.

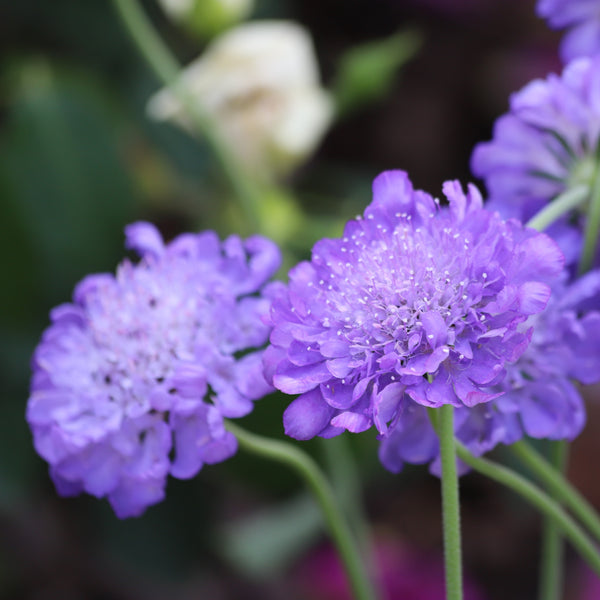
[
  {"left": 320, "top": 436, "right": 375, "bottom": 570},
  {"left": 111, "top": 0, "right": 262, "bottom": 231},
  {"left": 226, "top": 422, "right": 380, "bottom": 600},
  {"left": 456, "top": 442, "right": 600, "bottom": 577},
  {"left": 580, "top": 164, "right": 600, "bottom": 273},
  {"left": 525, "top": 184, "right": 589, "bottom": 231},
  {"left": 510, "top": 440, "right": 600, "bottom": 542},
  {"left": 437, "top": 405, "right": 464, "bottom": 600},
  {"left": 525, "top": 182, "right": 591, "bottom": 600},
  {"left": 537, "top": 441, "right": 569, "bottom": 600}
]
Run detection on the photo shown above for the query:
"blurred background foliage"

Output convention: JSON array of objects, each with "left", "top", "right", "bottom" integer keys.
[{"left": 2, "top": 1, "right": 599, "bottom": 599}]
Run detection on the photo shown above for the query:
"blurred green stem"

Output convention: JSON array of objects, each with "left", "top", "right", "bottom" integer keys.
[
  {"left": 319, "top": 436, "right": 381, "bottom": 598},
  {"left": 580, "top": 166, "right": 600, "bottom": 273},
  {"left": 226, "top": 422, "right": 379, "bottom": 600},
  {"left": 509, "top": 440, "right": 600, "bottom": 542},
  {"left": 111, "top": 0, "right": 261, "bottom": 230},
  {"left": 320, "top": 436, "right": 373, "bottom": 560},
  {"left": 525, "top": 183, "right": 592, "bottom": 599},
  {"left": 525, "top": 184, "right": 588, "bottom": 231},
  {"left": 537, "top": 441, "right": 569, "bottom": 600},
  {"left": 455, "top": 442, "right": 600, "bottom": 577},
  {"left": 436, "top": 405, "right": 464, "bottom": 600}
]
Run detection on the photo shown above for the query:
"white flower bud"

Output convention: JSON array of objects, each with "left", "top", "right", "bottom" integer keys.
[
  {"left": 158, "top": 0, "right": 252, "bottom": 20},
  {"left": 147, "top": 21, "right": 333, "bottom": 180},
  {"left": 157, "top": 0, "right": 194, "bottom": 20}
]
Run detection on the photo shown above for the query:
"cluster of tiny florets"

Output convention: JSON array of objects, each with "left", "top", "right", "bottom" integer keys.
[
  {"left": 264, "top": 171, "right": 564, "bottom": 443},
  {"left": 379, "top": 268, "right": 600, "bottom": 474},
  {"left": 27, "top": 222, "right": 280, "bottom": 517}
]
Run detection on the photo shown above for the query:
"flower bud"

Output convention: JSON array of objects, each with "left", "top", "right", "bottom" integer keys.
[
  {"left": 148, "top": 21, "right": 333, "bottom": 180},
  {"left": 158, "top": 0, "right": 254, "bottom": 38}
]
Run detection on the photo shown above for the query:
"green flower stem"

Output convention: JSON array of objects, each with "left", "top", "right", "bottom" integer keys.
[
  {"left": 580, "top": 165, "right": 600, "bottom": 273},
  {"left": 111, "top": 0, "right": 261, "bottom": 230},
  {"left": 509, "top": 440, "right": 600, "bottom": 542},
  {"left": 525, "top": 182, "right": 592, "bottom": 597},
  {"left": 455, "top": 442, "right": 600, "bottom": 577},
  {"left": 537, "top": 441, "right": 569, "bottom": 600},
  {"left": 438, "top": 405, "right": 464, "bottom": 600},
  {"left": 320, "top": 437, "right": 374, "bottom": 565},
  {"left": 525, "top": 184, "right": 589, "bottom": 231},
  {"left": 226, "top": 422, "right": 379, "bottom": 600}
]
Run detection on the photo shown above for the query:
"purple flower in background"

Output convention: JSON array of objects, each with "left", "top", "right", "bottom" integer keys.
[
  {"left": 297, "top": 538, "right": 487, "bottom": 600},
  {"left": 380, "top": 269, "right": 600, "bottom": 474},
  {"left": 576, "top": 564, "right": 600, "bottom": 600},
  {"left": 471, "top": 56, "right": 600, "bottom": 225},
  {"left": 264, "top": 170, "right": 564, "bottom": 443},
  {"left": 27, "top": 222, "right": 280, "bottom": 518},
  {"left": 537, "top": 0, "right": 600, "bottom": 62}
]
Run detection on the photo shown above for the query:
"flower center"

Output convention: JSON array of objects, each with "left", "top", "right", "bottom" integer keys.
[
  {"left": 313, "top": 215, "right": 490, "bottom": 364},
  {"left": 77, "top": 262, "right": 205, "bottom": 415}
]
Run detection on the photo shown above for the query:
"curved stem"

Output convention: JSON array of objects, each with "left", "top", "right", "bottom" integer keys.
[
  {"left": 526, "top": 184, "right": 589, "bottom": 231},
  {"left": 438, "top": 405, "right": 463, "bottom": 600},
  {"left": 111, "top": 0, "right": 261, "bottom": 230},
  {"left": 538, "top": 441, "right": 568, "bottom": 600},
  {"left": 455, "top": 443, "right": 600, "bottom": 577},
  {"left": 320, "top": 437, "right": 374, "bottom": 564},
  {"left": 509, "top": 440, "right": 600, "bottom": 542},
  {"left": 524, "top": 182, "right": 594, "bottom": 597},
  {"left": 226, "top": 422, "right": 379, "bottom": 600},
  {"left": 580, "top": 166, "right": 600, "bottom": 273}
]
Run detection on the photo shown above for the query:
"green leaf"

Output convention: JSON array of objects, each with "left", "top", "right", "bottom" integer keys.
[
  {"left": 216, "top": 493, "right": 322, "bottom": 577},
  {"left": 332, "top": 29, "right": 422, "bottom": 118}
]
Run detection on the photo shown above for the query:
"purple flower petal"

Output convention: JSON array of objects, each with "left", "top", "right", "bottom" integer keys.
[
  {"left": 124, "top": 222, "right": 164, "bottom": 259},
  {"left": 373, "top": 382, "right": 405, "bottom": 433},
  {"left": 537, "top": 1, "right": 600, "bottom": 62},
  {"left": 172, "top": 362, "right": 208, "bottom": 399},
  {"left": 170, "top": 407, "right": 236, "bottom": 478},
  {"left": 330, "top": 411, "right": 371, "bottom": 433},
  {"left": 471, "top": 54, "right": 600, "bottom": 242},
  {"left": 283, "top": 389, "right": 334, "bottom": 440},
  {"left": 421, "top": 311, "right": 448, "bottom": 348},
  {"left": 108, "top": 477, "right": 166, "bottom": 519},
  {"left": 378, "top": 403, "right": 439, "bottom": 473},
  {"left": 321, "top": 381, "right": 357, "bottom": 410},
  {"left": 274, "top": 361, "right": 331, "bottom": 394},
  {"left": 234, "top": 352, "right": 274, "bottom": 401}
]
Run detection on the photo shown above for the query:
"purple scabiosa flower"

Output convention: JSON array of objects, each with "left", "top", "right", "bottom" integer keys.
[
  {"left": 379, "top": 268, "right": 600, "bottom": 474},
  {"left": 471, "top": 56, "right": 600, "bottom": 225},
  {"left": 27, "top": 222, "right": 280, "bottom": 518},
  {"left": 537, "top": 0, "right": 600, "bottom": 63},
  {"left": 264, "top": 170, "right": 564, "bottom": 444}
]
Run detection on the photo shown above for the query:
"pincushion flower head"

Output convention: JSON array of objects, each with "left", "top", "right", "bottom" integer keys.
[
  {"left": 27, "top": 222, "right": 280, "bottom": 518},
  {"left": 379, "top": 268, "right": 600, "bottom": 474},
  {"left": 537, "top": 0, "right": 600, "bottom": 63},
  {"left": 471, "top": 56, "right": 600, "bottom": 226},
  {"left": 264, "top": 170, "right": 564, "bottom": 442}
]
